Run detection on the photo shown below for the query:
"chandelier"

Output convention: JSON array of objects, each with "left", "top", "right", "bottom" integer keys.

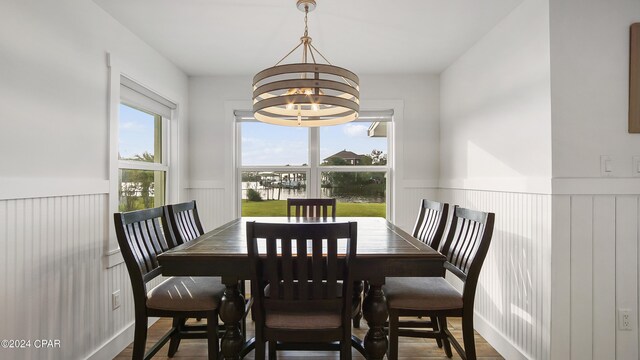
[{"left": 252, "top": 0, "right": 360, "bottom": 127}]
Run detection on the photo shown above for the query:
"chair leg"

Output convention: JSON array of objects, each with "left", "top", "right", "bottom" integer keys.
[
  {"left": 462, "top": 315, "right": 477, "bottom": 360},
  {"left": 431, "top": 316, "right": 443, "bottom": 348},
  {"left": 254, "top": 325, "right": 265, "bottom": 360},
  {"left": 438, "top": 316, "right": 453, "bottom": 358},
  {"left": 254, "top": 337, "right": 266, "bottom": 360},
  {"left": 341, "top": 338, "right": 352, "bottom": 360},
  {"left": 207, "top": 312, "right": 219, "bottom": 360},
  {"left": 132, "top": 315, "right": 148, "bottom": 360},
  {"left": 352, "top": 281, "right": 363, "bottom": 328},
  {"left": 268, "top": 340, "right": 277, "bottom": 360},
  {"left": 387, "top": 310, "right": 399, "bottom": 360},
  {"left": 353, "top": 311, "right": 362, "bottom": 328},
  {"left": 168, "top": 317, "right": 186, "bottom": 357}
]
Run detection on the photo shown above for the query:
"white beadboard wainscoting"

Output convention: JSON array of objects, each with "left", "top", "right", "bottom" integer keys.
[
  {"left": 394, "top": 184, "right": 439, "bottom": 233},
  {"left": 0, "top": 194, "right": 135, "bottom": 360},
  {"left": 551, "top": 194, "right": 640, "bottom": 360},
  {"left": 438, "top": 188, "right": 552, "bottom": 360},
  {"left": 4, "top": 182, "right": 636, "bottom": 360},
  {"left": 187, "top": 187, "right": 229, "bottom": 231}
]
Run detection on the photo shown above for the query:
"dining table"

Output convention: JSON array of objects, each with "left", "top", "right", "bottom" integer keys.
[{"left": 157, "top": 216, "right": 446, "bottom": 360}]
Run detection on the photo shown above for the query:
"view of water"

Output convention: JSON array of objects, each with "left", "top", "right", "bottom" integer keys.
[{"left": 241, "top": 182, "right": 385, "bottom": 203}]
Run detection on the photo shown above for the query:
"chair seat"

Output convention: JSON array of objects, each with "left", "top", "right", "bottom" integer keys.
[
  {"left": 265, "top": 310, "right": 342, "bottom": 330},
  {"left": 147, "top": 276, "right": 225, "bottom": 312},
  {"left": 262, "top": 282, "right": 349, "bottom": 330},
  {"left": 384, "top": 277, "right": 463, "bottom": 311}
]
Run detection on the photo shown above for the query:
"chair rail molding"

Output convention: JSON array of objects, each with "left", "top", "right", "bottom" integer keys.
[
  {"left": 552, "top": 177, "right": 640, "bottom": 195},
  {"left": 0, "top": 177, "right": 109, "bottom": 200},
  {"left": 439, "top": 177, "right": 552, "bottom": 195}
]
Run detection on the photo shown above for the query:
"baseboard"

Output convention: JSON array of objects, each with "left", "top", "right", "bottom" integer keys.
[
  {"left": 474, "top": 312, "right": 532, "bottom": 360},
  {"left": 85, "top": 318, "right": 159, "bottom": 360}
]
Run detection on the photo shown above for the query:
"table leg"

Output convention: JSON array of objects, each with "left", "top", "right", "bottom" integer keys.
[
  {"left": 362, "top": 281, "right": 388, "bottom": 359},
  {"left": 220, "top": 280, "right": 245, "bottom": 360}
]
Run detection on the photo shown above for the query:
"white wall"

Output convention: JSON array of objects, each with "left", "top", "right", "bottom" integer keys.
[
  {"left": 440, "top": 0, "right": 552, "bottom": 194},
  {"left": 188, "top": 75, "right": 251, "bottom": 183},
  {"left": 187, "top": 73, "right": 441, "bottom": 231},
  {"left": 0, "top": 0, "right": 189, "bottom": 180},
  {"left": 549, "top": 1, "right": 640, "bottom": 359},
  {"left": 439, "top": 0, "right": 552, "bottom": 359},
  {"left": 550, "top": 0, "right": 640, "bottom": 180},
  {"left": 0, "top": 0, "right": 189, "bottom": 358}
]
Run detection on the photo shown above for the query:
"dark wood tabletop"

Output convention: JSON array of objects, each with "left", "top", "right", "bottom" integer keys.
[
  {"left": 157, "top": 217, "right": 446, "bottom": 360},
  {"left": 158, "top": 217, "right": 444, "bottom": 280}
]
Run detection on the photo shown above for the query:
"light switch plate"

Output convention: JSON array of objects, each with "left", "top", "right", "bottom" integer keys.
[
  {"left": 112, "top": 290, "right": 121, "bottom": 310},
  {"left": 633, "top": 156, "right": 640, "bottom": 177}
]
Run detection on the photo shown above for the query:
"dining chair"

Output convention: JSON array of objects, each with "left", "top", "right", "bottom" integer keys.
[
  {"left": 412, "top": 199, "right": 450, "bottom": 251},
  {"left": 383, "top": 207, "right": 495, "bottom": 360},
  {"left": 114, "top": 207, "right": 225, "bottom": 360},
  {"left": 247, "top": 221, "right": 358, "bottom": 360},
  {"left": 164, "top": 200, "right": 204, "bottom": 246},
  {"left": 395, "top": 199, "right": 450, "bottom": 347},
  {"left": 285, "top": 198, "right": 363, "bottom": 327},
  {"left": 164, "top": 200, "right": 251, "bottom": 336},
  {"left": 287, "top": 198, "right": 336, "bottom": 219}
]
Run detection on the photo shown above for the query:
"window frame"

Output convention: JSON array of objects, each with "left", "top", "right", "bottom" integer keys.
[
  {"left": 117, "top": 103, "right": 170, "bottom": 211},
  {"left": 106, "top": 53, "right": 180, "bottom": 267},
  {"left": 236, "top": 113, "right": 393, "bottom": 219}
]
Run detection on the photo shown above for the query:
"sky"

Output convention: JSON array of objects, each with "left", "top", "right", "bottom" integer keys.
[
  {"left": 241, "top": 121, "right": 388, "bottom": 166},
  {"left": 118, "top": 102, "right": 388, "bottom": 166},
  {"left": 119, "top": 104, "right": 156, "bottom": 160}
]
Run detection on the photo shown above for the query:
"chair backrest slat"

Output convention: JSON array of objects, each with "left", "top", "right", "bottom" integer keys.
[
  {"left": 412, "top": 200, "right": 449, "bottom": 250},
  {"left": 177, "top": 212, "right": 197, "bottom": 240},
  {"left": 440, "top": 207, "right": 495, "bottom": 299},
  {"left": 146, "top": 219, "right": 166, "bottom": 263},
  {"left": 287, "top": 198, "right": 337, "bottom": 219},
  {"left": 326, "top": 238, "right": 338, "bottom": 298},
  {"left": 296, "top": 238, "right": 309, "bottom": 300},
  {"left": 281, "top": 238, "right": 294, "bottom": 300},
  {"left": 266, "top": 236, "right": 279, "bottom": 299},
  {"left": 312, "top": 238, "right": 324, "bottom": 299},
  {"left": 165, "top": 201, "right": 205, "bottom": 247}
]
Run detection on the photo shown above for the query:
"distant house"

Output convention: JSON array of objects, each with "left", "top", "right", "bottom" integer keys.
[{"left": 323, "top": 149, "right": 367, "bottom": 165}]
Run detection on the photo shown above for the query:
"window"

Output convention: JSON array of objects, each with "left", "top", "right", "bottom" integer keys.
[
  {"left": 236, "top": 110, "right": 392, "bottom": 218},
  {"left": 241, "top": 122, "right": 308, "bottom": 166},
  {"left": 117, "top": 76, "right": 175, "bottom": 211}
]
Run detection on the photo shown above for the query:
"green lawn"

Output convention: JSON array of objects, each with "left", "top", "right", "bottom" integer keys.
[{"left": 241, "top": 200, "right": 386, "bottom": 217}]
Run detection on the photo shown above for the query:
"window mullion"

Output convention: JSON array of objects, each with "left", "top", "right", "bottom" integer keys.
[{"left": 309, "top": 127, "right": 319, "bottom": 198}]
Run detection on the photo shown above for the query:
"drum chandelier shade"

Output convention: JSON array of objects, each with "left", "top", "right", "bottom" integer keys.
[{"left": 252, "top": 0, "right": 360, "bottom": 127}]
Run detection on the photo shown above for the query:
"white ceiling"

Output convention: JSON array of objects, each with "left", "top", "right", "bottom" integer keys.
[{"left": 94, "top": 0, "right": 524, "bottom": 76}]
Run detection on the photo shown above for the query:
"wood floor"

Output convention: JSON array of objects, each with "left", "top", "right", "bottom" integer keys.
[{"left": 115, "top": 316, "right": 503, "bottom": 359}]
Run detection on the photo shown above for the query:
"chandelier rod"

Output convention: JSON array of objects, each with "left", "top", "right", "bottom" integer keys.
[
  {"left": 274, "top": 41, "right": 303, "bottom": 67},
  {"left": 309, "top": 43, "right": 355, "bottom": 87},
  {"left": 308, "top": 44, "right": 317, "bottom": 64}
]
